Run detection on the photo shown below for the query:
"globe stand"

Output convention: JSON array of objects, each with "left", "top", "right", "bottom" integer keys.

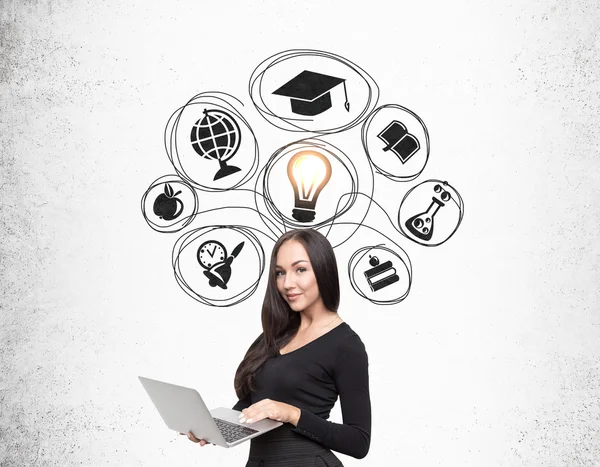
[{"left": 213, "top": 160, "right": 242, "bottom": 181}]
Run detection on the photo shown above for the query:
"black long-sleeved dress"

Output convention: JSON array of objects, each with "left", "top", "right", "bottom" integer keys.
[{"left": 232, "top": 322, "right": 371, "bottom": 467}]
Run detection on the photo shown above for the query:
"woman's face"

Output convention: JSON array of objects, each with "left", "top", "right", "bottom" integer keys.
[{"left": 275, "top": 239, "right": 323, "bottom": 313}]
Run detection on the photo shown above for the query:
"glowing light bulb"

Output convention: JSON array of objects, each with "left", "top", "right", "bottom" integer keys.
[{"left": 287, "top": 150, "right": 332, "bottom": 223}]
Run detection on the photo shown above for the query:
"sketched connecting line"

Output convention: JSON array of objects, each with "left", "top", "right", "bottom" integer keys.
[
  {"left": 319, "top": 190, "right": 417, "bottom": 303},
  {"left": 322, "top": 190, "right": 400, "bottom": 249},
  {"left": 312, "top": 188, "right": 416, "bottom": 305},
  {"left": 142, "top": 177, "right": 286, "bottom": 240},
  {"left": 190, "top": 193, "right": 285, "bottom": 242},
  {"left": 327, "top": 183, "right": 465, "bottom": 249}
]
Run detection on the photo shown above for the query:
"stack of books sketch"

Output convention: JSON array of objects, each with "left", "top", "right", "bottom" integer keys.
[{"left": 364, "top": 255, "right": 400, "bottom": 292}]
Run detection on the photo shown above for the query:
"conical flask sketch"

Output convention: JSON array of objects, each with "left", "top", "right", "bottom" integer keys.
[{"left": 405, "top": 186, "right": 451, "bottom": 241}]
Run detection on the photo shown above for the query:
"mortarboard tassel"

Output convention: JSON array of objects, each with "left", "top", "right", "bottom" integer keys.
[{"left": 343, "top": 81, "right": 350, "bottom": 112}]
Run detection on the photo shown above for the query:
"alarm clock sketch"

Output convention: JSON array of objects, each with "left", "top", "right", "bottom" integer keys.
[{"left": 197, "top": 240, "right": 245, "bottom": 289}]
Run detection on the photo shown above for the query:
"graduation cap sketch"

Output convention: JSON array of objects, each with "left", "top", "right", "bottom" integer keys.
[
  {"left": 272, "top": 70, "right": 350, "bottom": 116},
  {"left": 378, "top": 120, "right": 420, "bottom": 164}
]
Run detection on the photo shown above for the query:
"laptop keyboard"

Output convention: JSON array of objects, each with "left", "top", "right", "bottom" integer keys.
[{"left": 213, "top": 417, "right": 259, "bottom": 444}]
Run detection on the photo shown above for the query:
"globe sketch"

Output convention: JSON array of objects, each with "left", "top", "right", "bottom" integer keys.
[{"left": 190, "top": 109, "right": 242, "bottom": 180}]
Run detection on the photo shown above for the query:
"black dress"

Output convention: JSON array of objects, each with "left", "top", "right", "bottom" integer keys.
[{"left": 232, "top": 322, "right": 371, "bottom": 467}]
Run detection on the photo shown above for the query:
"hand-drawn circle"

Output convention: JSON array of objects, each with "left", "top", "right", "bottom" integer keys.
[
  {"left": 254, "top": 138, "right": 360, "bottom": 233},
  {"left": 398, "top": 179, "right": 464, "bottom": 246},
  {"left": 249, "top": 49, "right": 379, "bottom": 134},
  {"left": 362, "top": 104, "right": 430, "bottom": 182},
  {"left": 172, "top": 225, "right": 265, "bottom": 307},
  {"left": 164, "top": 92, "right": 259, "bottom": 192},
  {"left": 141, "top": 175, "right": 198, "bottom": 233},
  {"left": 348, "top": 245, "right": 412, "bottom": 305}
]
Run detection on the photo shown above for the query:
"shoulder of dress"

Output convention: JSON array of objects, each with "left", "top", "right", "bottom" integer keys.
[
  {"left": 336, "top": 323, "right": 362, "bottom": 341},
  {"left": 333, "top": 330, "right": 367, "bottom": 358}
]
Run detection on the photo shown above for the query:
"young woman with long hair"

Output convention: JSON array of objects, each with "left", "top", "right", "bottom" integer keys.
[{"left": 185, "top": 228, "right": 371, "bottom": 466}]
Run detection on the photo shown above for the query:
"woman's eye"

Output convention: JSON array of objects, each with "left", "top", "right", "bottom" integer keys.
[
  {"left": 297, "top": 267, "right": 306, "bottom": 273},
  {"left": 275, "top": 270, "right": 284, "bottom": 277}
]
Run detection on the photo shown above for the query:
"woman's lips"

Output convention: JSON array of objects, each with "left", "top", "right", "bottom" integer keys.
[{"left": 287, "top": 293, "right": 301, "bottom": 301}]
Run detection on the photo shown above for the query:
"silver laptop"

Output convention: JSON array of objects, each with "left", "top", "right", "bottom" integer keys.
[{"left": 138, "top": 376, "right": 282, "bottom": 448}]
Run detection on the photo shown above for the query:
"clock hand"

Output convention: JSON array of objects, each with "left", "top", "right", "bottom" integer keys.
[{"left": 209, "top": 245, "right": 217, "bottom": 257}]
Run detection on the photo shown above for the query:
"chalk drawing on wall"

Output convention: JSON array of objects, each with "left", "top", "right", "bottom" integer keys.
[
  {"left": 249, "top": 50, "right": 379, "bottom": 133},
  {"left": 190, "top": 108, "right": 242, "bottom": 181},
  {"left": 272, "top": 70, "right": 350, "bottom": 116},
  {"left": 197, "top": 240, "right": 245, "bottom": 290},
  {"left": 141, "top": 175, "right": 198, "bottom": 233},
  {"left": 140, "top": 49, "right": 465, "bottom": 307},
  {"left": 253, "top": 137, "right": 366, "bottom": 239},
  {"left": 362, "top": 104, "right": 430, "bottom": 182},
  {"left": 398, "top": 180, "right": 464, "bottom": 246},
  {"left": 348, "top": 244, "right": 412, "bottom": 306},
  {"left": 172, "top": 226, "right": 265, "bottom": 307},
  {"left": 164, "top": 92, "right": 259, "bottom": 192}
]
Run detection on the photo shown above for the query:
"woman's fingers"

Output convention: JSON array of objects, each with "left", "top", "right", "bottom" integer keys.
[
  {"left": 240, "top": 398, "right": 271, "bottom": 420},
  {"left": 185, "top": 432, "right": 215, "bottom": 446},
  {"left": 240, "top": 399, "right": 278, "bottom": 424},
  {"left": 240, "top": 409, "right": 271, "bottom": 424}
]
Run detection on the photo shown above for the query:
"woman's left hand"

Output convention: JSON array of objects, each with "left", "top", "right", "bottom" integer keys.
[{"left": 239, "top": 398, "right": 301, "bottom": 426}]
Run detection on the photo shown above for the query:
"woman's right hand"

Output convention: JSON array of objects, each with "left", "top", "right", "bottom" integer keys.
[{"left": 179, "top": 431, "right": 214, "bottom": 446}]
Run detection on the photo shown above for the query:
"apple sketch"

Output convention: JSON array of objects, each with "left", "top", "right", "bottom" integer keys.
[{"left": 153, "top": 183, "right": 184, "bottom": 221}]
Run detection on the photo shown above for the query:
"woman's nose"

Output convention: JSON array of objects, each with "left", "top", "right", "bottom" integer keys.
[{"left": 283, "top": 272, "right": 295, "bottom": 289}]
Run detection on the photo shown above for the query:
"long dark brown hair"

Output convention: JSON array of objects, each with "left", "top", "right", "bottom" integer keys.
[{"left": 234, "top": 228, "right": 340, "bottom": 399}]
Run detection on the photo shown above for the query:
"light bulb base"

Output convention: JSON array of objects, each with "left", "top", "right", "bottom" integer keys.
[{"left": 292, "top": 208, "right": 316, "bottom": 223}]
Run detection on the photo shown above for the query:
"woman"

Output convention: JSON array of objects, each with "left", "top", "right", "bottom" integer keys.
[{"left": 185, "top": 228, "right": 371, "bottom": 466}]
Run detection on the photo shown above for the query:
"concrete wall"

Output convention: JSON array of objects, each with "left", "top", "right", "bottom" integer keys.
[{"left": 1, "top": 0, "right": 599, "bottom": 465}]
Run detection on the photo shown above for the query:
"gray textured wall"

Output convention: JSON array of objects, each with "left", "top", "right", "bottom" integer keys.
[{"left": 1, "top": 0, "right": 599, "bottom": 466}]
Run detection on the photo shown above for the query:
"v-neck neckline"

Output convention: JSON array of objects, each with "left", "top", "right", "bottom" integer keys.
[{"left": 278, "top": 322, "right": 347, "bottom": 357}]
